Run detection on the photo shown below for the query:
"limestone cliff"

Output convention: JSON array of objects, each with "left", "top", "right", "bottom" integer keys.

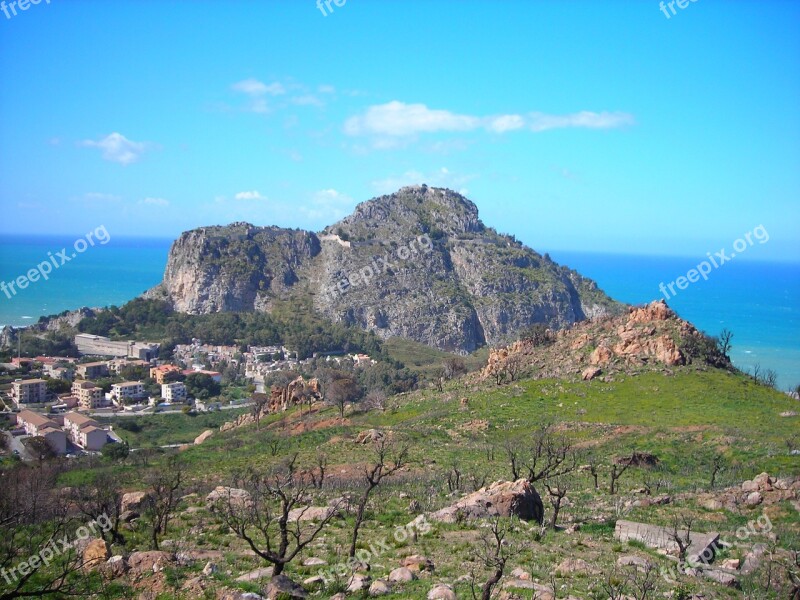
[{"left": 148, "top": 186, "right": 624, "bottom": 353}]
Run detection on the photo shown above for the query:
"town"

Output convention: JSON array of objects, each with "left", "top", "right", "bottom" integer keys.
[{"left": 0, "top": 332, "right": 375, "bottom": 459}]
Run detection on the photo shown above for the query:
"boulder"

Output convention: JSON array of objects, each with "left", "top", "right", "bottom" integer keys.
[
  {"left": 703, "top": 569, "right": 739, "bottom": 587},
  {"left": 355, "top": 429, "right": 385, "bottom": 444},
  {"left": 202, "top": 561, "right": 218, "bottom": 576},
  {"left": 302, "top": 557, "right": 327, "bottom": 566},
  {"left": 369, "top": 579, "right": 391, "bottom": 596},
  {"left": 589, "top": 345, "right": 613, "bottom": 366},
  {"left": 427, "top": 584, "right": 457, "bottom": 600},
  {"left": 128, "top": 551, "right": 174, "bottom": 574},
  {"left": 745, "top": 492, "right": 763, "bottom": 507},
  {"left": 401, "top": 555, "right": 435, "bottom": 572},
  {"left": 429, "top": 479, "right": 544, "bottom": 524},
  {"left": 616, "top": 555, "right": 651, "bottom": 571},
  {"left": 347, "top": 573, "right": 371, "bottom": 592},
  {"left": 194, "top": 429, "right": 214, "bottom": 445},
  {"left": 581, "top": 367, "right": 601, "bottom": 381},
  {"left": 206, "top": 486, "right": 252, "bottom": 509},
  {"left": 236, "top": 567, "right": 274, "bottom": 582},
  {"left": 82, "top": 538, "right": 110, "bottom": 571},
  {"left": 510, "top": 567, "right": 531, "bottom": 580},
  {"left": 389, "top": 566, "right": 416, "bottom": 582},
  {"left": 287, "top": 505, "right": 335, "bottom": 522},
  {"left": 614, "top": 520, "right": 720, "bottom": 565},
  {"left": 121, "top": 491, "right": 149, "bottom": 513},
  {"left": 264, "top": 574, "right": 307, "bottom": 599},
  {"left": 102, "top": 555, "right": 128, "bottom": 578}
]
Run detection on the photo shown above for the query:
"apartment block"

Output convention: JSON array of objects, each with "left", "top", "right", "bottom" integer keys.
[
  {"left": 161, "top": 381, "right": 188, "bottom": 403},
  {"left": 11, "top": 379, "right": 48, "bottom": 407},
  {"left": 63, "top": 412, "right": 108, "bottom": 451},
  {"left": 15, "top": 410, "right": 67, "bottom": 454}
]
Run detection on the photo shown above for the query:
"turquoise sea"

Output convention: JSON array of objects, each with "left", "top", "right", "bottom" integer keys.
[{"left": 0, "top": 235, "right": 798, "bottom": 390}]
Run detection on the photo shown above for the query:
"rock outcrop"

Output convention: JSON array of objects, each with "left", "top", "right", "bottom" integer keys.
[
  {"left": 147, "top": 186, "right": 621, "bottom": 353},
  {"left": 429, "top": 479, "right": 544, "bottom": 524}
]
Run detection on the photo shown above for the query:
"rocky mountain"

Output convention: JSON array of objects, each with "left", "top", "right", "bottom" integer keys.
[{"left": 147, "top": 186, "right": 623, "bottom": 353}]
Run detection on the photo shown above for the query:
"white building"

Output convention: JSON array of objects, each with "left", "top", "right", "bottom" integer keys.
[
  {"left": 161, "top": 382, "right": 188, "bottom": 403},
  {"left": 110, "top": 381, "right": 145, "bottom": 405}
]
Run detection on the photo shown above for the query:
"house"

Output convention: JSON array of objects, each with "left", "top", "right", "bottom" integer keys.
[
  {"left": 43, "top": 364, "right": 73, "bottom": 380},
  {"left": 15, "top": 410, "right": 67, "bottom": 454},
  {"left": 150, "top": 364, "right": 182, "bottom": 384},
  {"left": 195, "top": 400, "right": 222, "bottom": 412},
  {"left": 74, "top": 334, "right": 159, "bottom": 361},
  {"left": 10, "top": 358, "right": 34, "bottom": 368},
  {"left": 11, "top": 379, "right": 48, "bottom": 407},
  {"left": 76, "top": 361, "right": 109, "bottom": 379},
  {"left": 182, "top": 369, "right": 222, "bottom": 383},
  {"left": 72, "top": 380, "right": 106, "bottom": 410},
  {"left": 161, "top": 382, "right": 188, "bottom": 403},
  {"left": 63, "top": 412, "right": 108, "bottom": 451},
  {"left": 110, "top": 381, "right": 145, "bottom": 405},
  {"left": 107, "top": 358, "right": 150, "bottom": 374}
]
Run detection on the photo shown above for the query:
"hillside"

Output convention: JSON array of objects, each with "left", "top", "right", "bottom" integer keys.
[{"left": 147, "top": 186, "right": 623, "bottom": 353}]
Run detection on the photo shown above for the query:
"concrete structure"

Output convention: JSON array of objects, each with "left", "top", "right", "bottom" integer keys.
[
  {"left": 161, "top": 382, "right": 188, "bottom": 403},
  {"left": 183, "top": 369, "right": 222, "bottom": 383},
  {"left": 15, "top": 410, "right": 67, "bottom": 454},
  {"left": 111, "top": 381, "right": 145, "bottom": 404},
  {"left": 75, "top": 334, "right": 159, "bottom": 360},
  {"left": 151, "top": 364, "right": 182, "bottom": 384},
  {"left": 63, "top": 412, "right": 108, "bottom": 451},
  {"left": 76, "top": 361, "right": 109, "bottom": 379},
  {"left": 107, "top": 358, "right": 150, "bottom": 374},
  {"left": 11, "top": 379, "right": 48, "bottom": 407},
  {"left": 72, "top": 380, "right": 106, "bottom": 409}
]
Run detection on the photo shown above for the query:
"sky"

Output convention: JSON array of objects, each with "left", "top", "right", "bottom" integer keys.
[{"left": 1, "top": 0, "right": 798, "bottom": 261}]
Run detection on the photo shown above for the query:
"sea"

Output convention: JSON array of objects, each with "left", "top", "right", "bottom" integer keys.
[{"left": 0, "top": 235, "right": 798, "bottom": 390}]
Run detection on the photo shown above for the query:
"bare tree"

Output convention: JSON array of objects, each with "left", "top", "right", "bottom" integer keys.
[
  {"left": 250, "top": 392, "right": 270, "bottom": 430},
  {"left": 69, "top": 471, "right": 125, "bottom": 544},
  {"left": 709, "top": 452, "right": 726, "bottom": 489},
  {"left": 625, "top": 562, "right": 659, "bottom": 599},
  {"left": 363, "top": 389, "right": 387, "bottom": 412},
  {"left": 469, "top": 517, "right": 521, "bottom": 600},
  {"left": 668, "top": 515, "right": 694, "bottom": 564},
  {"left": 505, "top": 354, "right": 524, "bottom": 383},
  {"left": 609, "top": 456, "right": 635, "bottom": 495},
  {"left": 308, "top": 451, "right": 327, "bottom": 489},
  {"left": 0, "top": 464, "right": 91, "bottom": 600},
  {"left": 716, "top": 328, "right": 733, "bottom": 356},
  {"left": 544, "top": 476, "right": 569, "bottom": 529},
  {"left": 599, "top": 565, "right": 630, "bottom": 600},
  {"left": 143, "top": 456, "right": 185, "bottom": 550},
  {"left": 217, "top": 454, "right": 341, "bottom": 576},
  {"left": 349, "top": 439, "right": 409, "bottom": 558},
  {"left": 443, "top": 357, "right": 467, "bottom": 380}
]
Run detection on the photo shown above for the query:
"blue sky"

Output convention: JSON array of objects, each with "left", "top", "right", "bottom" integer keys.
[{"left": 1, "top": 0, "right": 798, "bottom": 261}]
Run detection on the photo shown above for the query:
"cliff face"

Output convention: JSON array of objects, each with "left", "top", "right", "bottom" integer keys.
[{"left": 148, "top": 186, "right": 623, "bottom": 353}]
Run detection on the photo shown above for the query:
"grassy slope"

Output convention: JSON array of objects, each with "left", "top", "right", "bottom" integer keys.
[{"left": 62, "top": 368, "right": 799, "bottom": 599}]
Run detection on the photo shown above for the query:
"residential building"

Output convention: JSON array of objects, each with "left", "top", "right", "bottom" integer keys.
[
  {"left": 63, "top": 412, "right": 108, "bottom": 451},
  {"left": 150, "top": 364, "right": 182, "bottom": 384},
  {"left": 43, "top": 364, "right": 73, "bottom": 380},
  {"left": 11, "top": 379, "right": 48, "bottom": 407},
  {"left": 107, "top": 358, "right": 150, "bottom": 374},
  {"left": 72, "top": 380, "right": 106, "bottom": 409},
  {"left": 161, "top": 382, "right": 188, "bottom": 403},
  {"left": 110, "top": 381, "right": 145, "bottom": 404},
  {"left": 15, "top": 410, "right": 67, "bottom": 454},
  {"left": 76, "top": 361, "right": 109, "bottom": 379}
]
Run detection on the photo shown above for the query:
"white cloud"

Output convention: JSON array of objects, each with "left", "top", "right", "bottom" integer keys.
[
  {"left": 83, "top": 192, "right": 122, "bottom": 202},
  {"left": 318, "top": 84, "right": 336, "bottom": 94},
  {"left": 345, "top": 101, "right": 479, "bottom": 137},
  {"left": 232, "top": 78, "right": 285, "bottom": 96},
  {"left": 235, "top": 190, "right": 266, "bottom": 201},
  {"left": 140, "top": 197, "right": 169, "bottom": 206},
  {"left": 344, "top": 102, "right": 634, "bottom": 141},
  {"left": 487, "top": 114, "right": 525, "bottom": 133},
  {"left": 528, "top": 111, "right": 635, "bottom": 132},
  {"left": 292, "top": 94, "right": 324, "bottom": 107},
  {"left": 80, "top": 133, "right": 148, "bottom": 165}
]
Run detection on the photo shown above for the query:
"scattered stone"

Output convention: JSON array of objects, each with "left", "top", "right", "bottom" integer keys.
[
  {"left": 745, "top": 492, "right": 763, "bottom": 507},
  {"left": 369, "top": 579, "right": 391, "bottom": 596},
  {"left": 510, "top": 567, "right": 531, "bottom": 580},
  {"left": 389, "top": 566, "right": 416, "bottom": 582},
  {"left": 460, "top": 397, "right": 469, "bottom": 407},
  {"left": 264, "top": 574, "right": 307, "bottom": 599},
  {"left": 429, "top": 479, "right": 544, "bottom": 524},
  {"left": 702, "top": 499, "right": 724, "bottom": 511},
  {"left": 503, "top": 577, "right": 536, "bottom": 590},
  {"left": 119, "top": 510, "right": 139, "bottom": 522},
  {"left": 427, "top": 583, "right": 457, "bottom": 600},
  {"left": 202, "top": 562, "right": 218, "bottom": 576},
  {"left": 741, "top": 544, "right": 767, "bottom": 574},
  {"left": 581, "top": 367, "right": 601, "bottom": 381},
  {"left": 302, "top": 575, "right": 324, "bottom": 586},
  {"left": 614, "top": 452, "right": 659, "bottom": 468},
  {"left": 127, "top": 551, "right": 174, "bottom": 574},
  {"left": 555, "top": 557, "right": 598, "bottom": 576},
  {"left": 721, "top": 558, "right": 740, "bottom": 570},
  {"left": 302, "top": 557, "right": 327, "bottom": 566},
  {"left": 617, "top": 555, "right": 651, "bottom": 571},
  {"left": 355, "top": 429, "right": 385, "bottom": 444},
  {"left": 703, "top": 569, "right": 739, "bottom": 587},
  {"left": 401, "top": 555, "right": 435, "bottom": 572},
  {"left": 408, "top": 499, "right": 422, "bottom": 513}
]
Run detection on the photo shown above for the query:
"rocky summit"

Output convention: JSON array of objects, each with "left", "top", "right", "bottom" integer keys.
[{"left": 147, "top": 186, "right": 622, "bottom": 353}]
